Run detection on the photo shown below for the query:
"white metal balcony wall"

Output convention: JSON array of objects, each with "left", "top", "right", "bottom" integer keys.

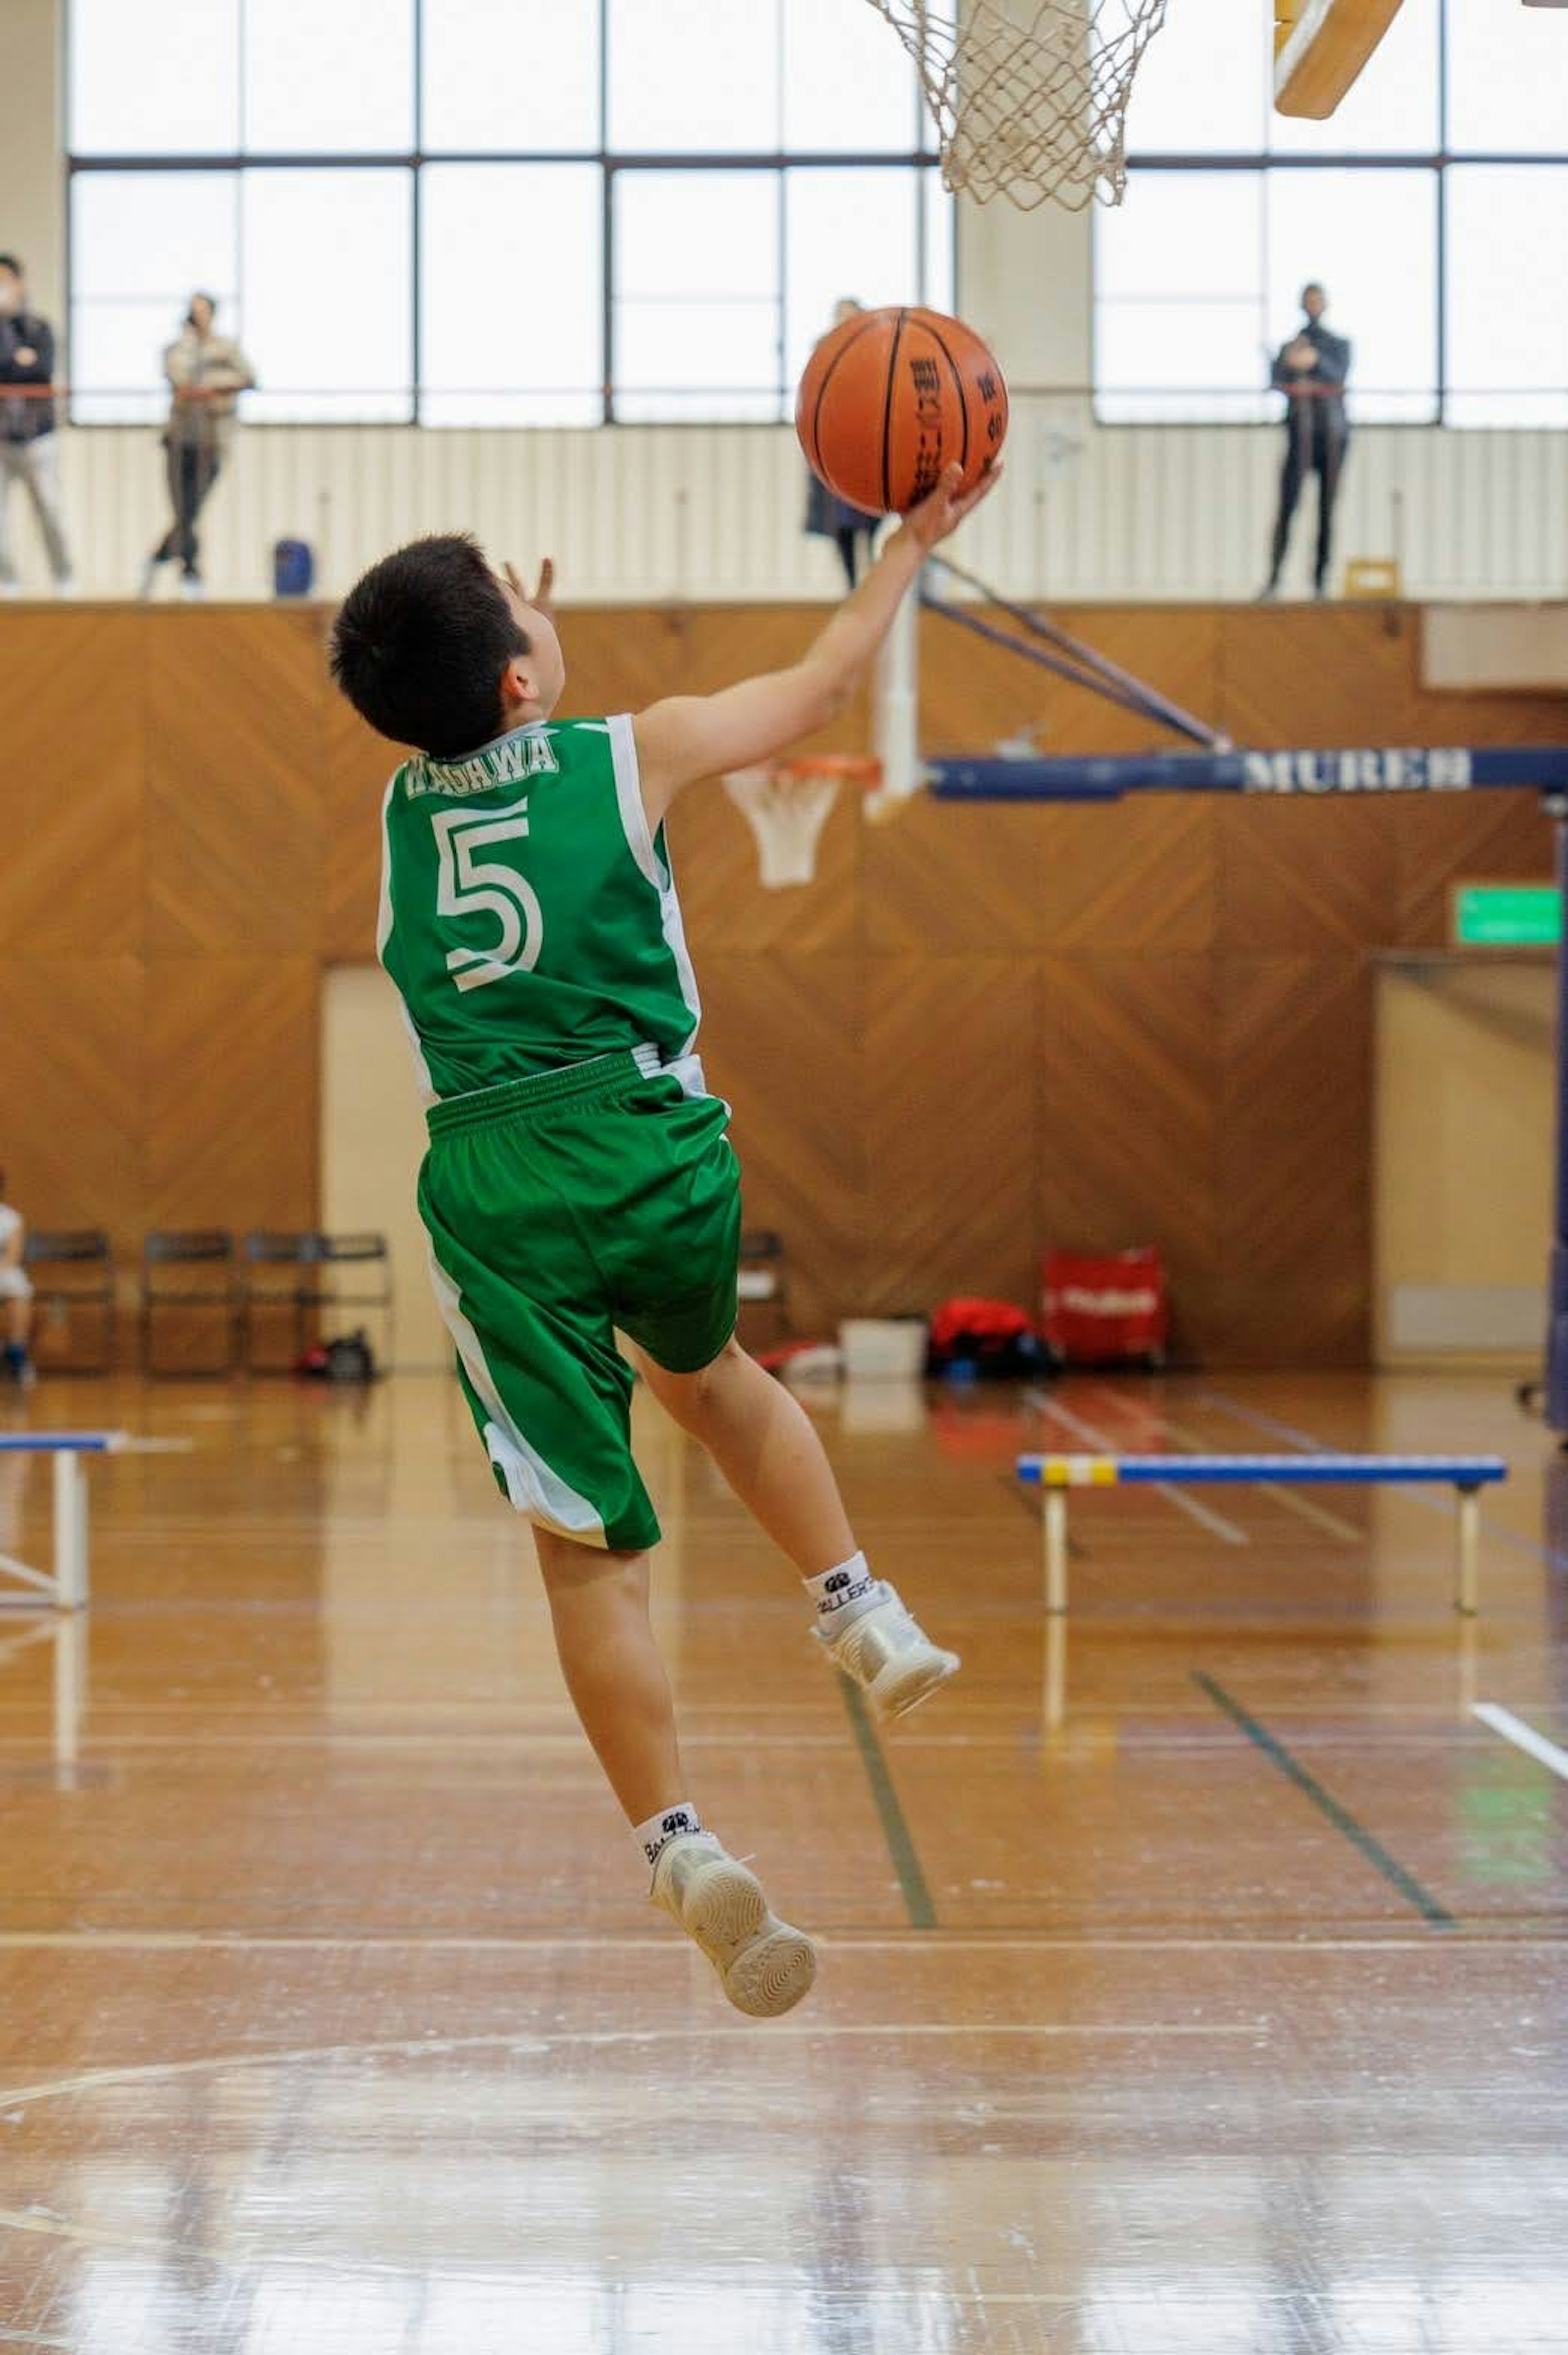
[{"left": 28, "top": 403, "right": 1568, "bottom": 605}]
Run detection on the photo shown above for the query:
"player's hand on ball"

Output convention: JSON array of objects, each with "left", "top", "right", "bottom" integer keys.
[{"left": 898, "top": 459, "right": 1003, "bottom": 555}]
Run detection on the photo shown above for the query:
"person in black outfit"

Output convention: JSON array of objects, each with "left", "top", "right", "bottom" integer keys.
[
  {"left": 804, "top": 298, "right": 882, "bottom": 588},
  {"left": 1261, "top": 282, "right": 1350, "bottom": 602}
]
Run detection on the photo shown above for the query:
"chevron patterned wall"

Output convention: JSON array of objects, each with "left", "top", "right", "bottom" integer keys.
[{"left": 0, "top": 602, "right": 1558, "bottom": 1365}]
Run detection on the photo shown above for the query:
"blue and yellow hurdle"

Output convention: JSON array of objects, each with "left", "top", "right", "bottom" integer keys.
[{"left": 1016, "top": 1452, "right": 1508, "bottom": 1618}]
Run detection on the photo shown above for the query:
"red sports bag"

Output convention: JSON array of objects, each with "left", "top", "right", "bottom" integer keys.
[{"left": 1041, "top": 1248, "right": 1168, "bottom": 1367}]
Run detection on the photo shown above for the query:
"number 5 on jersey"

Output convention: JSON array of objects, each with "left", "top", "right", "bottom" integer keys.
[{"left": 432, "top": 801, "right": 545, "bottom": 993}]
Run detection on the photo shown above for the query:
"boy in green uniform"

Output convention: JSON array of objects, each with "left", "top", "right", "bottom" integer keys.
[{"left": 330, "top": 459, "right": 995, "bottom": 2018}]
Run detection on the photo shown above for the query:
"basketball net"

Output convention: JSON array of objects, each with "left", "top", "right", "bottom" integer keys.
[
  {"left": 865, "top": 0, "right": 1169, "bottom": 211},
  {"left": 724, "top": 758, "right": 882, "bottom": 887},
  {"left": 724, "top": 767, "right": 844, "bottom": 889}
]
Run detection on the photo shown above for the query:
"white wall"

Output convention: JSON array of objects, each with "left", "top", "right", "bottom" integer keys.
[
  {"left": 321, "top": 965, "right": 447, "bottom": 1369},
  {"left": 4, "top": 1, "right": 1565, "bottom": 605},
  {"left": 0, "top": 0, "right": 65, "bottom": 318}
]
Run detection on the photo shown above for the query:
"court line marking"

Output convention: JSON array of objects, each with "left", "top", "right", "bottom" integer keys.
[
  {"left": 837, "top": 1671, "right": 938, "bottom": 1929},
  {"left": 0, "top": 2020, "right": 1271, "bottom": 2114},
  {"left": 0, "top": 1932, "right": 1550, "bottom": 1954},
  {"left": 1472, "top": 1702, "right": 1568, "bottom": 1782},
  {"left": 1193, "top": 1672, "right": 1458, "bottom": 1929},
  {"left": 1088, "top": 1388, "right": 1363, "bottom": 1544},
  {"left": 0, "top": 2330, "right": 73, "bottom": 2349},
  {"left": 1034, "top": 1395, "right": 1249, "bottom": 1546}
]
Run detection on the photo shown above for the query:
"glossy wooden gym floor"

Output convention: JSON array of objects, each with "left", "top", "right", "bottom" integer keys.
[{"left": 0, "top": 1367, "right": 1563, "bottom": 2353}]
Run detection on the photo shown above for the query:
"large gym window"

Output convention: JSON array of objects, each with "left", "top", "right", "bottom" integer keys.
[
  {"left": 65, "top": 0, "right": 953, "bottom": 428},
  {"left": 1094, "top": 0, "right": 1567, "bottom": 428}
]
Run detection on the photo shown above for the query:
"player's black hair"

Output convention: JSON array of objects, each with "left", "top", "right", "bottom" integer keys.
[
  {"left": 0, "top": 256, "right": 22, "bottom": 278},
  {"left": 329, "top": 532, "right": 529, "bottom": 758}
]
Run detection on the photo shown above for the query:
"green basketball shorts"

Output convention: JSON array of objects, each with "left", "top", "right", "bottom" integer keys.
[{"left": 417, "top": 1049, "right": 741, "bottom": 1554}]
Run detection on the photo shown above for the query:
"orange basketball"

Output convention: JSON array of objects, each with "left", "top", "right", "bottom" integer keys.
[{"left": 795, "top": 305, "right": 1008, "bottom": 517}]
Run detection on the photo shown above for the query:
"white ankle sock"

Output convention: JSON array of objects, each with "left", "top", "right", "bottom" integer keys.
[
  {"left": 634, "top": 1802, "right": 702, "bottom": 1875},
  {"left": 803, "top": 1551, "right": 885, "bottom": 1633}
]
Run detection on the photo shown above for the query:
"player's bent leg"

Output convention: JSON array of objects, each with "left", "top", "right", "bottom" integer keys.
[
  {"left": 635, "top": 1338, "right": 960, "bottom": 1722},
  {"left": 636, "top": 1335, "right": 855, "bottom": 1572}
]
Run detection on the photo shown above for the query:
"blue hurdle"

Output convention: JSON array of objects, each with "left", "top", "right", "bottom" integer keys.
[
  {"left": 0, "top": 1432, "right": 127, "bottom": 1610},
  {"left": 1016, "top": 1452, "right": 1508, "bottom": 1618}
]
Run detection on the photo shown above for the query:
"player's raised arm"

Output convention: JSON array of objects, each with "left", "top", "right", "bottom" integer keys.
[{"left": 632, "top": 459, "right": 1000, "bottom": 830}]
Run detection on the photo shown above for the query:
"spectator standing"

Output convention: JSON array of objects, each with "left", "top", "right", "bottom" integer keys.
[
  {"left": 141, "top": 293, "right": 256, "bottom": 601},
  {"left": 0, "top": 1171, "right": 35, "bottom": 1389},
  {"left": 0, "top": 254, "right": 75, "bottom": 599},
  {"left": 804, "top": 298, "right": 882, "bottom": 589},
  {"left": 1261, "top": 281, "right": 1351, "bottom": 601}
]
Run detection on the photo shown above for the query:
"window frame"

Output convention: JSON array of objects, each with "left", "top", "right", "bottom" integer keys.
[
  {"left": 64, "top": 0, "right": 953, "bottom": 430},
  {"left": 1094, "top": 0, "right": 1568, "bottom": 431}
]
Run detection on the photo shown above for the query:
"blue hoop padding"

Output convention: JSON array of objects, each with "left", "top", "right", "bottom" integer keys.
[
  {"left": 934, "top": 748, "right": 1568, "bottom": 802},
  {"left": 0, "top": 1433, "right": 124, "bottom": 1453},
  {"left": 1017, "top": 1452, "right": 1506, "bottom": 1486}
]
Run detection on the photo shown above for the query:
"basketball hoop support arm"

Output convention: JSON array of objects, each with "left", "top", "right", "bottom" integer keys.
[{"left": 874, "top": 577, "right": 922, "bottom": 801}]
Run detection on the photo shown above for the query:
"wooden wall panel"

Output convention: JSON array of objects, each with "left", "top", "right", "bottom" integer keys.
[
  {"left": 1392, "top": 793, "right": 1554, "bottom": 948},
  {"left": 144, "top": 958, "right": 318, "bottom": 1233},
  {"left": 863, "top": 791, "right": 1045, "bottom": 952},
  {"left": 862, "top": 958, "right": 1038, "bottom": 1318},
  {"left": 1217, "top": 799, "right": 1397, "bottom": 951},
  {"left": 1217, "top": 957, "right": 1373, "bottom": 1365},
  {"left": 0, "top": 602, "right": 1559, "bottom": 1370},
  {"left": 917, "top": 605, "right": 1221, "bottom": 761},
  {"left": 146, "top": 610, "right": 326, "bottom": 953},
  {"left": 0, "top": 959, "right": 147, "bottom": 1262},
  {"left": 1036, "top": 795, "right": 1218, "bottom": 951},
  {"left": 1217, "top": 606, "right": 1419, "bottom": 748},
  {"left": 1035, "top": 957, "right": 1223, "bottom": 1362},
  {"left": 0, "top": 611, "right": 145, "bottom": 954},
  {"left": 699, "top": 956, "right": 864, "bottom": 1338}
]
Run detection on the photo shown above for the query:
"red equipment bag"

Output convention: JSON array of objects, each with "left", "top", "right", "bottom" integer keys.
[{"left": 1041, "top": 1248, "right": 1168, "bottom": 1367}]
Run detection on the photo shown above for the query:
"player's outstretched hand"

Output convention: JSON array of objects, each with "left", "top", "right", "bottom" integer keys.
[
  {"left": 506, "top": 557, "right": 556, "bottom": 619},
  {"left": 896, "top": 459, "right": 1003, "bottom": 555}
]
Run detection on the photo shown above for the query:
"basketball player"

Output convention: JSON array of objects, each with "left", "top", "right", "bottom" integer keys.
[{"left": 330, "top": 457, "right": 996, "bottom": 2018}]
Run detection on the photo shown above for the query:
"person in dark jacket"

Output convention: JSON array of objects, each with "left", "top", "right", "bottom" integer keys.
[
  {"left": 0, "top": 254, "right": 74, "bottom": 597},
  {"left": 1261, "top": 282, "right": 1350, "bottom": 601},
  {"left": 804, "top": 298, "right": 882, "bottom": 588}
]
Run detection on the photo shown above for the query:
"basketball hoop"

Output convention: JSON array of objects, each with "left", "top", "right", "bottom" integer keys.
[
  {"left": 865, "top": 0, "right": 1169, "bottom": 211},
  {"left": 723, "top": 756, "right": 881, "bottom": 888}
]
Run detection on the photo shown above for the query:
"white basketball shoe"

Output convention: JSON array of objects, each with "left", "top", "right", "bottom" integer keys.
[
  {"left": 814, "top": 1582, "right": 960, "bottom": 1721},
  {"left": 650, "top": 1832, "right": 817, "bottom": 2019}
]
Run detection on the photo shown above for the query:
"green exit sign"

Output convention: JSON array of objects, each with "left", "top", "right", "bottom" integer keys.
[{"left": 1452, "top": 884, "right": 1561, "bottom": 947}]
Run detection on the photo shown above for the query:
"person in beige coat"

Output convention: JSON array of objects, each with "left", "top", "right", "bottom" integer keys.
[{"left": 141, "top": 292, "right": 256, "bottom": 600}]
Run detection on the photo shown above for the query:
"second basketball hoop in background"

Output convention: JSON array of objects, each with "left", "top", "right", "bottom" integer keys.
[{"left": 724, "top": 757, "right": 882, "bottom": 889}]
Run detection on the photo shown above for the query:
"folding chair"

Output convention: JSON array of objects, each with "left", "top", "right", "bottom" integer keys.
[
  {"left": 140, "top": 1232, "right": 239, "bottom": 1375},
  {"left": 319, "top": 1234, "right": 394, "bottom": 1368},
  {"left": 22, "top": 1230, "right": 118, "bottom": 1373},
  {"left": 239, "top": 1232, "right": 324, "bottom": 1372}
]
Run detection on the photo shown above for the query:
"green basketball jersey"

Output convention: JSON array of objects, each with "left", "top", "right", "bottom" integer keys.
[{"left": 377, "top": 715, "right": 702, "bottom": 1103}]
